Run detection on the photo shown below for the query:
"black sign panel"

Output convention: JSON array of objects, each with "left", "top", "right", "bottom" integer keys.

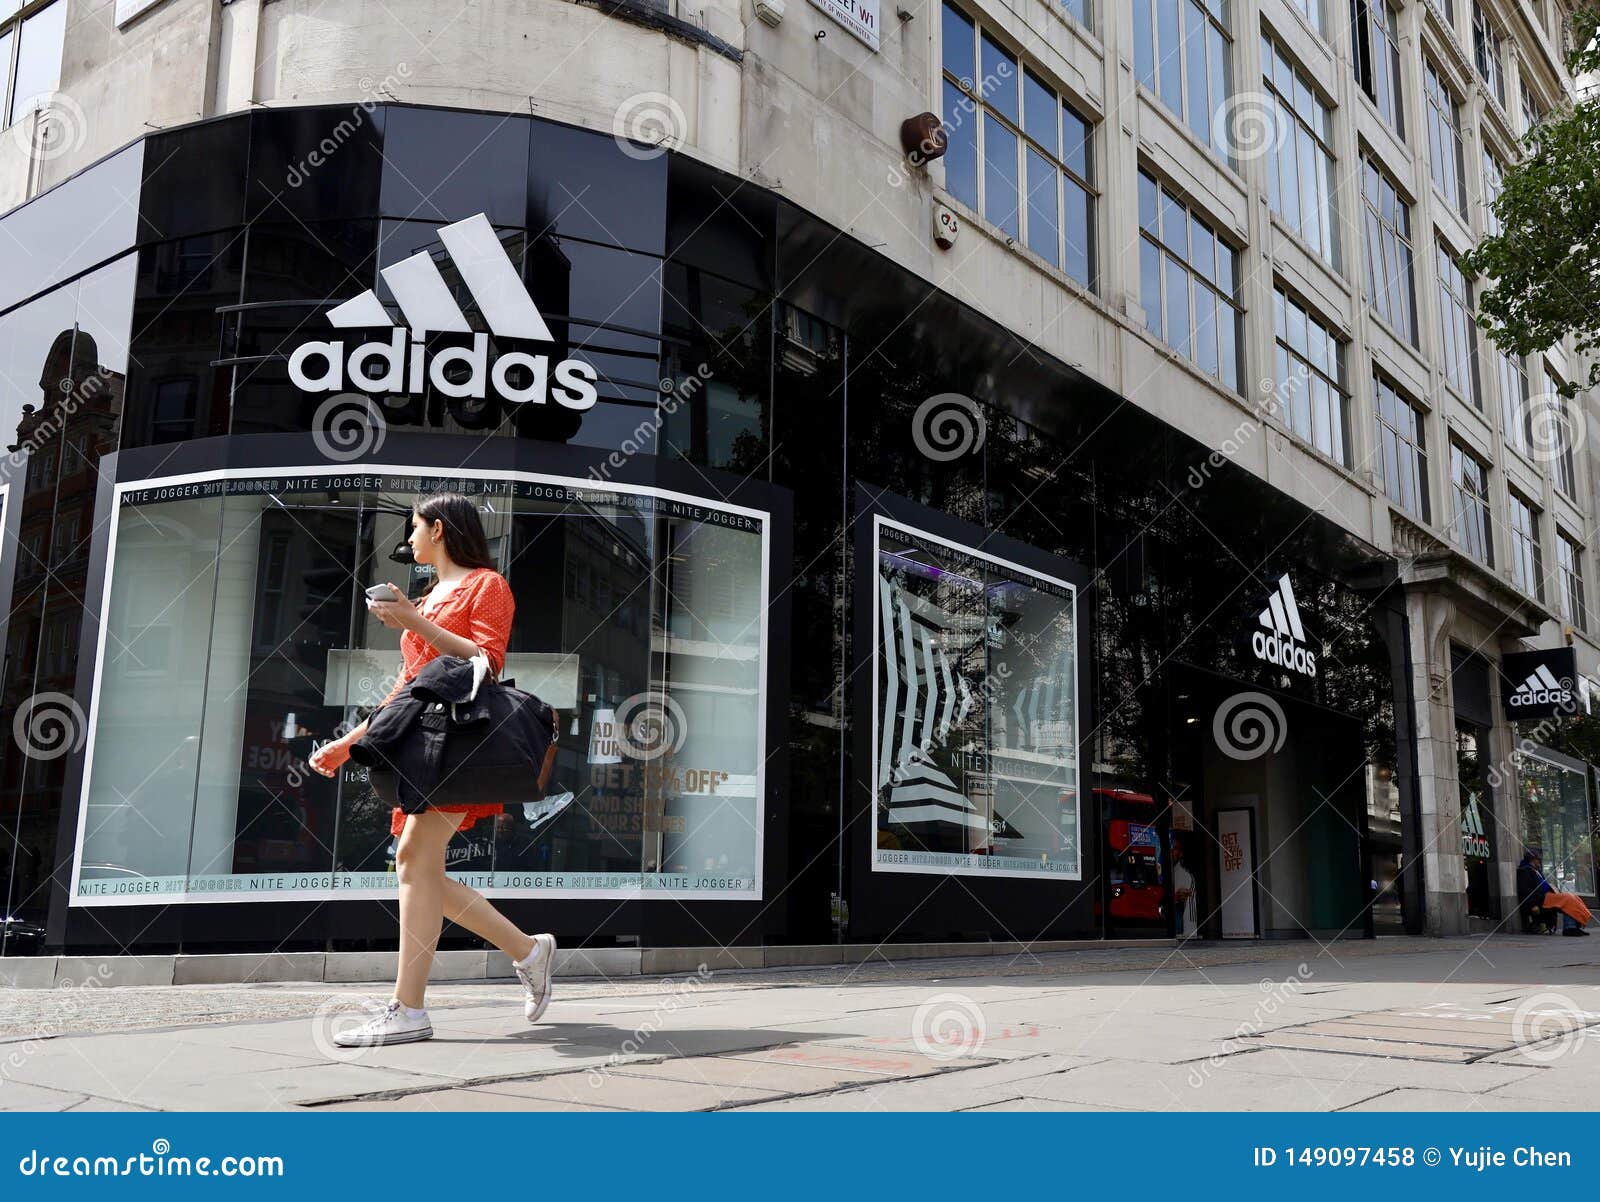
[{"left": 1500, "top": 647, "right": 1579, "bottom": 720}]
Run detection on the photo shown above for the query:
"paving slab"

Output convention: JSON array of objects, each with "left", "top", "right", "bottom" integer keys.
[
  {"left": 1014, "top": 1059, "right": 1394, "bottom": 1112},
  {"left": 318, "top": 1087, "right": 625, "bottom": 1112},
  {"left": 476, "top": 1069, "right": 773, "bottom": 1111},
  {"left": 1340, "top": 1088, "right": 1552, "bottom": 1112},
  {"left": 1205, "top": 1046, "right": 1543, "bottom": 1093},
  {"left": 603, "top": 1054, "right": 906, "bottom": 1096},
  {"left": 0, "top": 1079, "right": 85, "bottom": 1111}
]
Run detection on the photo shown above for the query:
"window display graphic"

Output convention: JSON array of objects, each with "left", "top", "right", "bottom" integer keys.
[
  {"left": 70, "top": 465, "right": 768, "bottom": 904},
  {"left": 871, "top": 517, "right": 1080, "bottom": 879}
]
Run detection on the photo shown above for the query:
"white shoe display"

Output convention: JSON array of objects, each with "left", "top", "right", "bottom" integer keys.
[
  {"left": 514, "top": 933, "right": 557, "bottom": 1022},
  {"left": 332, "top": 999, "right": 434, "bottom": 1047}
]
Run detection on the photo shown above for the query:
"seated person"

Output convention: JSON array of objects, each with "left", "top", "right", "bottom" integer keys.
[
  {"left": 1517, "top": 851, "right": 1559, "bottom": 933},
  {"left": 1518, "top": 850, "right": 1591, "bottom": 936}
]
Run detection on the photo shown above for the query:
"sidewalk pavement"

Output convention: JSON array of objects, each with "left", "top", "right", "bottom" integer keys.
[{"left": 2, "top": 935, "right": 1598, "bottom": 1112}]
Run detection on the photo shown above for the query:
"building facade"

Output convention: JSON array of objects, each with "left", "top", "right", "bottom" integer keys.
[{"left": 0, "top": 0, "right": 1593, "bottom": 954}]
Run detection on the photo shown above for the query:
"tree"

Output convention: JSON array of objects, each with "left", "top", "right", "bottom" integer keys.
[{"left": 1462, "top": 6, "right": 1600, "bottom": 398}]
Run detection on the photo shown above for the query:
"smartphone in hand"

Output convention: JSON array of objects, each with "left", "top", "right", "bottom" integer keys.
[{"left": 365, "top": 583, "right": 403, "bottom": 603}]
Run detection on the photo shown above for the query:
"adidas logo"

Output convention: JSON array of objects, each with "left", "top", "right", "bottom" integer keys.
[
  {"left": 1250, "top": 574, "right": 1317, "bottom": 678},
  {"left": 1508, "top": 663, "right": 1573, "bottom": 709},
  {"left": 287, "top": 213, "right": 598, "bottom": 411}
]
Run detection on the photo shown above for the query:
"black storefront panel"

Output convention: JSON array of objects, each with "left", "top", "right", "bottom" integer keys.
[{"left": 0, "top": 105, "right": 1417, "bottom": 952}]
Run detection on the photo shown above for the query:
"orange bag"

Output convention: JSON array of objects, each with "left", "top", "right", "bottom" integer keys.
[{"left": 1543, "top": 892, "right": 1594, "bottom": 926}]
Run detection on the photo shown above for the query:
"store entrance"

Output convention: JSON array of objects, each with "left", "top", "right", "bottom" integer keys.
[{"left": 1164, "top": 665, "right": 1370, "bottom": 940}]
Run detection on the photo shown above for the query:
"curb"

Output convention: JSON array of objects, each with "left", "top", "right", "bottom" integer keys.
[{"left": 0, "top": 939, "right": 1174, "bottom": 989}]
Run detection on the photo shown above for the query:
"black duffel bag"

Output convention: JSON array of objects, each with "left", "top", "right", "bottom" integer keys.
[{"left": 349, "top": 654, "right": 559, "bottom": 809}]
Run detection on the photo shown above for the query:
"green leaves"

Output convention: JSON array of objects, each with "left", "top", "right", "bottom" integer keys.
[{"left": 1463, "top": 5, "right": 1600, "bottom": 398}]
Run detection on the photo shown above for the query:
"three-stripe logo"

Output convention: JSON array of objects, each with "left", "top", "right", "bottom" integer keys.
[
  {"left": 1509, "top": 663, "right": 1572, "bottom": 709},
  {"left": 1249, "top": 574, "right": 1317, "bottom": 677},
  {"left": 287, "top": 213, "right": 598, "bottom": 411}
]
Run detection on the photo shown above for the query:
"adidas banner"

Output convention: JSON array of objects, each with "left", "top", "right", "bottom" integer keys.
[{"left": 1499, "top": 647, "right": 1578, "bottom": 720}]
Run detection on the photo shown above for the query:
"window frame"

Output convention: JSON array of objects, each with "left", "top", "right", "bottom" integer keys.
[
  {"left": 1472, "top": 2, "right": 1507, "bottom": 109},
  {"left": 1509, "top": 489, "right": 1544, "bottom": 600},
  {"left": 1449, "top": 440, "right": 1493, "bottom": 566},
  {"left": 1373, "top": 369, "right": 1430, "bottom": 522},
  {"left": 1423, "top": 59, "right": 1469, "bottom": 220},
  {"left": 1272, "top": 283, "right": 1350, "bottom": 465},
  {"left": 1361, "top": 155, "right": 1418, "bottom": 346},
  {"left": 1261, "top": 31, "right": 1339, "bottom": 267},
  {"left": 1435, "top": 242, "right": 1480, "bottom": 408},
  {"left": 1351, "top": 0, "right": 1406, "bottom": 136},
  {"left": 1557, "top": 530, "right": 1588, "bottom": 630},
  {"left": 940, "top": 1, "right": 1097, "bottom": 289},
  {"left": 1132, "top": 0, "right": 1235, "bottom": 161},
  {"left": 1138, "top": 167, "right": 1245, "bottom": 393},
  {"left": 0, "top": 0, "right": 67, "bottom": 132}
]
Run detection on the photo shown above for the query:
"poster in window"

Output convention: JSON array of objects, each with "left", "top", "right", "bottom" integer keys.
[{"left": 871, "top": 516, "right": 1080, "bottom": 880}]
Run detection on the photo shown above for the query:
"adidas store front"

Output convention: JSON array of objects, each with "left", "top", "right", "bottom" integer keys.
[{"left": 0, "top": 105, "right": 1420, "bottom": 957}]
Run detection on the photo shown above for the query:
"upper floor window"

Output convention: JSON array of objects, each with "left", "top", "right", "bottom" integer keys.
[
  {"left": 1352, "top": 0, "right": 1405, "bottom": 135},
  {"left": 1285, "top": 0, "right": 1323, "bottom": 33},
  {"left": 1558, "top": 532, "right": 1588, "bottom": 629},
  {"left": 1496, "top": 344, "right": 1531, "bottom": 456},
  {"left": 1436, "top": 244, "right": 1479, "bottom": 408},
  {"left": 1521, "top": 77, "right": 1545, "bottom": 134},
  {"left": 1273, "top": 285, "right": 1350, "bottom": 465},
  {"left": 1374, "top": 371, "right": 1430, "bottom": 521},
  {"left": 1473, "top": 2, "right": 1506, "bottom": 109},
  {"left": 941, "top": 2, "right": 1095, "bottom": 288},
  {"left": 1058, "top": 0, "right": 1089, "bottom": 28},
  {"left": 1450, "top": 441, "right": 1493, "bottom": 566},
  {"left": 1509, "top": 490, "right": 1543, "bottom": 599},
  {"left": 1481, "top": 146, "right": 1506, "bottom": 237},
  {"left": 0, "top": 0, "right": 67, "bottom": 130},
  {"left": 1361, "top": 156, "right": 1417, "bottom": 346},
  {"left": 1423, "top": 61, "right": 1468, "bottom": 220},
  {"left": 1132, "top": 0, "right": 1233, "bottom": 159},
  {"left": 1545, "top": 368, "right": 1577, "bottom": 497},
  {"left": 1138, "top": 170, "right": 1243, "bottom": 392},
  {"left": 1262, "top": 34, "right": 1337, "bottom": 266}
]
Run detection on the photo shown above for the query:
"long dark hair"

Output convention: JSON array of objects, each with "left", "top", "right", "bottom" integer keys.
[{"left": 414, "top": 493, "right": 496, "bottom": 591}]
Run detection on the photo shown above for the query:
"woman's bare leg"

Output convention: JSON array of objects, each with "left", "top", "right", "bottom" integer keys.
[
  {"left": 440, "top": 876, "right": 536, "bottom": 963},
  {"left": 393, "top": 810, "right": 464, "bottom": 1009}
]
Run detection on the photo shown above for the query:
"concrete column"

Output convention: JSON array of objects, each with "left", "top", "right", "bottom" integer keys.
[{"left": 1404, "top": 583, "right": 1469, "bottom": 934}]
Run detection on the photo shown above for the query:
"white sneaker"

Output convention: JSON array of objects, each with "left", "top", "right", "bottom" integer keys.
[
  {"left": 514, "top": 934, "right": 557, "bottom": 1022},
  {"left": 333, "top": 999, "right": 433, "bottom": 1047}
]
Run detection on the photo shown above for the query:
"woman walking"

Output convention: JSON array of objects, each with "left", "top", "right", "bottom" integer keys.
[{"left": 309, "top": 493, "right": 556, "bottom": 1047}]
